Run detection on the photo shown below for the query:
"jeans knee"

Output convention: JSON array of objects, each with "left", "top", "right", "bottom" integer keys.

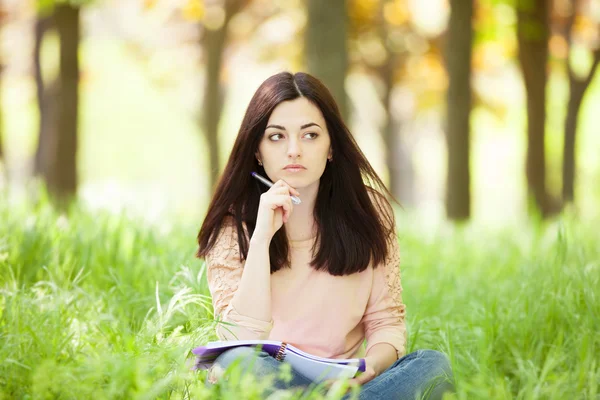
[
  {"left": 214, "top": 346, "right": 258, "bottom": 369},
  {"left": 417, "top": 350, "right": 454, "bottom": 383},
  {"left": 206, "top": 347, "right": 278, "bottom": 386},
  {"left": 416, "top": 350, "right": 455, "bottom": 397}
]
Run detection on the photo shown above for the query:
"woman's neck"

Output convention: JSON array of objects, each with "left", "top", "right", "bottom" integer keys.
[{"left": 285, "top": 179, "right": 319, "bottom": 241}]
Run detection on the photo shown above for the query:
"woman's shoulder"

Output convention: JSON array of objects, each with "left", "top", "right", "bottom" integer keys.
[
  {"left": 215, "top": 213, "right": 251, "bottom": 243},
  {"left": 204, "top": 215, "right": 250, "bottom": 264}
]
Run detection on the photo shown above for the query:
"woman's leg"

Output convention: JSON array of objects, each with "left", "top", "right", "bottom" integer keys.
[
  {"left": 354, "top": 349, "right": 455, "bottom": 400},
  {"left": 204, "top": 347, "right": 315, "bottom": 394}
]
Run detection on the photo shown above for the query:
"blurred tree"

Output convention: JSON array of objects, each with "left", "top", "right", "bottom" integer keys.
[
  {"left": 192, "top": 0, "right": 250, "bottom": 193},
  {"left": 33, "top": 0, "right": 84, "bottom": 203},
  {"left": 33, "top": 15, "right": 58, "bottom": 185},
  {"left": 53, "top": 3, "right": 80, "bottom": 202},
  {"left": 445, "top": 0, "right": 473, "bottom": 220},
  {"left": 0, "top": 6, "right": 5, "bottom": 171},
  {"left": 145, "top": 0, "right": 282, "bottom": 192},
  {"left": 375, "top": 0, "right": 407, "bottom": 204},
  {"left": 305, "top": 0, "right": 348, "bottom": 120},
  {"left": 516, "top": 0, "right": 552, "bottom": 217},
  {"left": 558, "top": 0, "right": 600, "bottom": 204},
  {"left": 0, "top": 42, "right": 3, "bottom": 169},
  {"left": 347, "top": 0, "right": 426, "bottom": 205},
  {"left": 0, "top": 96, "right": 3, "bottom": 166}
]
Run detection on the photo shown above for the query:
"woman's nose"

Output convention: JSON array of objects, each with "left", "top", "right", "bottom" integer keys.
[{"left": 287, "top": 138, "right": 301, "bottom": 158}]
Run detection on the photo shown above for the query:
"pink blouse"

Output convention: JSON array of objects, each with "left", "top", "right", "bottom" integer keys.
[{"left": 204, "top": 214, "right": 407, "bottom": 360}]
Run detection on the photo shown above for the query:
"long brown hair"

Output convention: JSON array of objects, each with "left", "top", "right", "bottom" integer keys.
[{"left": 197, "top": 71, "right": 399, "bottom": 276}]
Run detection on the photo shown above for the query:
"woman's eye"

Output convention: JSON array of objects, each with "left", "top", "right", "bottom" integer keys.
[{"left": 268, "top": 132, "right": 317, "bottom": 141}]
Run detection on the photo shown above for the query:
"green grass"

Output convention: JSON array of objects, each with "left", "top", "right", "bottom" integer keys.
[{"left": 1, "top": 194, "right": 598, "bottom": 399}]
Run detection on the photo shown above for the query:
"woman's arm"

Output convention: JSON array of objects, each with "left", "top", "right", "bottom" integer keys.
[
  {"left": 361, "top": 195, "right": 407, "bottom": 359},
  {"left": 347, "top": 343, "right": 398, "bottom": 386},
  {"left": 207, "top": 180, "right": 299, "bottom": 340},
  {"left": 228, "top": 234, "right": 272, "bottom": 323},
  {"left": 206, "top": 222, "right": 274, "bottom": 341},
  {"left": 225, "top": 179, "right": 299, "bottom": 332},
  {"left": 365, "top": 343, "right": 397, "bottom": 375}
]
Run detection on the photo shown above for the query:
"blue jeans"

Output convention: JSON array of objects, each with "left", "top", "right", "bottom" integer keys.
[{"left": 205, "top": 347, "right": 455, "bottom": 399}]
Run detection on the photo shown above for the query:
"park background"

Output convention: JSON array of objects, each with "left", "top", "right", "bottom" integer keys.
[{"left": 0, "top": 0, "right": 599, "bottom": 399}]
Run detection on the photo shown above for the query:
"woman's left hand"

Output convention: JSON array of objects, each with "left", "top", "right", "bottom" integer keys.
[
  {"left": 348, "top": 359, "right": 378, "bottom": 386},
  {"left": 323, "top": 357, "right": 379, "bottom": 394}
]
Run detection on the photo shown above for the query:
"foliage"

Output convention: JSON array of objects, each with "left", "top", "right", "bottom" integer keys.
[
  {"left": 0, "top": 194, "right": 598, "bottom": 398},
  {"left": 36, "top": 0, "right": 96, "bottom": 15}
]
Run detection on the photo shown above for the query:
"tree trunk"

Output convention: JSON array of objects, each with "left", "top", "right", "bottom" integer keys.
[
  {"left": 517, "top": 0, "right": 550, "bottom": 217},
  {"left": 380, "top": 58, "right": 401, "bottom": 199},
  {"left": 305, "top": 0, "right": 348, "bottom": 120},
  {"left": 202, "top": 25, "right": 225, "bottom": 194},
  {"left": 53, "top": 4, "right": 80, "bottom": 202},
  {"left": 375, "top": 1, "right": 415, "bottom": 206},
  {"left": 200, "top": 0, "right": 247, "bottom": 194},
  {"left": 563, "top": 48, "right": 600, "bottom": 203},
  {"left": 0, "top": 104, "right": 3, "bottom": 163},
  {"left": 0, "top": 17, "right": 4, "bottom": 174},
  {"left": 0, "top": 56, "right": 4, "bottom": 165},
  {"left": 562, "top": 82, "right": 583, "bottom": 204},
  {"left": 33, "top": 15, "right": 59, "bottom": 185},
  {"left": 445, "top": 0, "right": 473, "bottom": 220}
]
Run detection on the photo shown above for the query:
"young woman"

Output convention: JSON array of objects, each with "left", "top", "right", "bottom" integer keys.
[{"left": 196, "top": 72, "right": 454, "bottom": 399}]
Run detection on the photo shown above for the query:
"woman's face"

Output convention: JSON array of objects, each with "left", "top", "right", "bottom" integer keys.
[{"left": 256, "top": 97, "right": 332, "bottom": 189}]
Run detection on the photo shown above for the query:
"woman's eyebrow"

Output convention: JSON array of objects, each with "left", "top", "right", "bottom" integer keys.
[{"left": 265, "top": 122, "right": 321, "bottom": 130}]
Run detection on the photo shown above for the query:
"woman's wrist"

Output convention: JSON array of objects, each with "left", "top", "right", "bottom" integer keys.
[
  {"left": 365, "top": 356, "right": 382, "bottom": 376},
  {"left": 365, "top": 343, "right": 397, "bottom": 376},
  {"left": 250, "top": 232, "right": 271, "bottom": 246}
]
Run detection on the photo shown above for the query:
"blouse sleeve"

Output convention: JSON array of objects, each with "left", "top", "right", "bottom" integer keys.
[
  {"left": 204, "top": 216, "right": 274, "bottom": 341},
  {"left": 361, "top": 200, "right": 407, "bottom": 359}
]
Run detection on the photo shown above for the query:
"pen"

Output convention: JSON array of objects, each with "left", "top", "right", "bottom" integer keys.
[{"left": 251, "top": 172, "right": 302, "bottom": 205}]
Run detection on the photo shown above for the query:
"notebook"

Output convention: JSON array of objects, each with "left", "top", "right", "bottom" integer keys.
[{"left": 192, "top": 339, "right": 366, "bottom": 383}]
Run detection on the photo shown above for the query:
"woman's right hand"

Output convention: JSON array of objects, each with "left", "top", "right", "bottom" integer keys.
[{"left": 253, "top": 179, "right": 300, "bottom": 242}]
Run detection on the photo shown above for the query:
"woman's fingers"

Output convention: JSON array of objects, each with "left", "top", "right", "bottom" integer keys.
[
  {"left": 261, "top": 179, "right": 296, "bottom": 225},
  {"left": 272, "top": 179, "right": 300, "bottom": 197},
  {"left": 269, "top": 194, "right": 293, "bottom": 222}
]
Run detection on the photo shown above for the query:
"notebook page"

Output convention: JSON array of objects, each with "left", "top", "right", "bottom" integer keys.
[{"left": 283, "top": 350, "right": 359, "bottom": 382}]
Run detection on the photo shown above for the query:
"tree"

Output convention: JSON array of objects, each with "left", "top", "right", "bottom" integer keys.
[
  {"left": 375, "top": 0, "right": 418, "bottom": 205},
  {"left": 33, "top": 0, "right": 84, "bottom": 203},
  {"left": 0, "top": 46, "right": 4, "bottom": 169},
  {"left": 347, "top": 0, "right": 429, "bottom": 205},
  {"left": 376, "top": 4, "right": 403, "bottom": 203},
  {"left": 560, "top": 0, "right": 600, "bottom": 204},
  {"left": 194, "top": 0, "right": 249, "bottom": 193},
  {"left": 0, "top": 6, "right": 5, "bottom": 172},
  {"left": 445, "top": 0, "right": 474, "bottom": 220},
  {"left": 516, "top": 0, "right": 551, "bottom": 216},
  {"left": 33, "top": 15, "right": 58, "bottom": 185},
  {"left": 305, "top": 0, "right": 349, "bottom": 120},
  {"left": 53, "top": 3, "right": 80, "bottom": 202}
]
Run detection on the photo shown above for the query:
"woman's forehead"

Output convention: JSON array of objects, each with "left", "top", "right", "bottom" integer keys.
[{"left": 267, "top": 98, "right": 325, "bottom": 126}]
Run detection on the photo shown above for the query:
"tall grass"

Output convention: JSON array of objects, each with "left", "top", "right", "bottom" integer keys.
[{"left": 0, "top": 195, "right": 598, "bottom": 399}]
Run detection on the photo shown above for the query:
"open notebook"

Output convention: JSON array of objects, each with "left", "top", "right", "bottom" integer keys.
[{"left": 192, "top": 340, "right": 366, "bottom": 383}]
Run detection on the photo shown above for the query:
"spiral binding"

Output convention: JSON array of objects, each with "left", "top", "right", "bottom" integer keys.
[{"left": 275, "top": 342, "right": 288, "bottom": 362}]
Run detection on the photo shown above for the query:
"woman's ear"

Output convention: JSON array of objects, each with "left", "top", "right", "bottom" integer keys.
[{"left": 255, "top": 151, "right": 261, "bottom": 164}]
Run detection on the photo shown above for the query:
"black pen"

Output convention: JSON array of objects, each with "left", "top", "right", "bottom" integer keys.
[{"left": 251, "top": 172, "right": 302, "bottom": 205}]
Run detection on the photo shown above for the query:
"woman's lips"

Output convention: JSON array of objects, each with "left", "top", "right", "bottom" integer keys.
[{"left": 284, "top": 167, "right": 305, "bottom": 172}]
